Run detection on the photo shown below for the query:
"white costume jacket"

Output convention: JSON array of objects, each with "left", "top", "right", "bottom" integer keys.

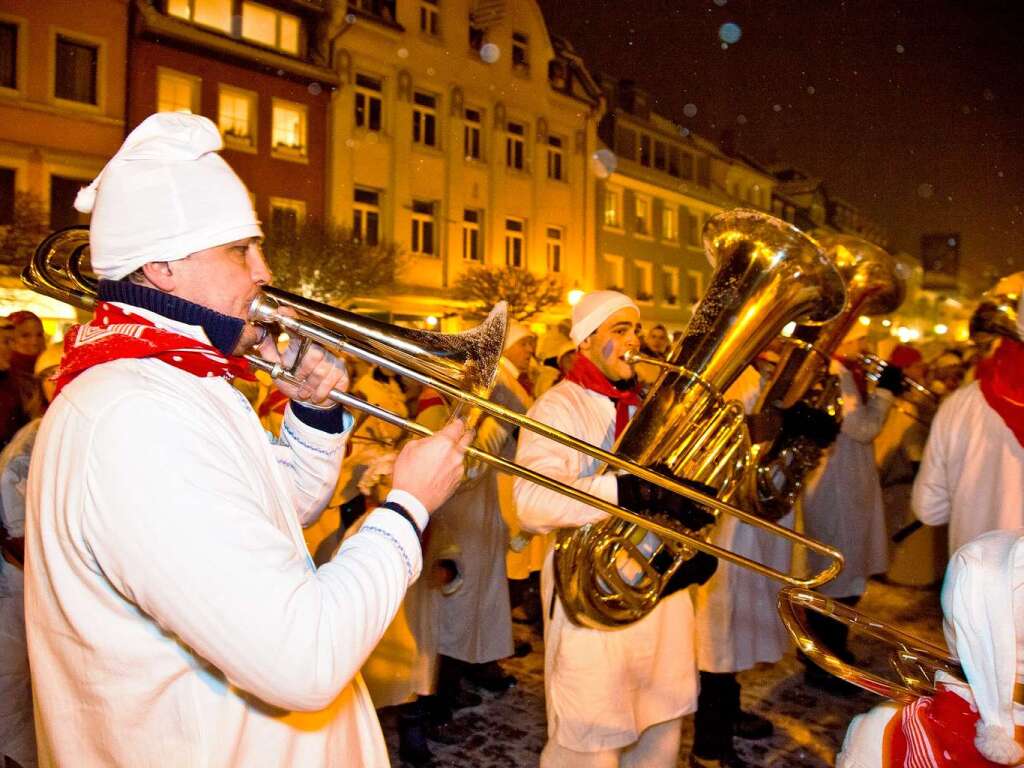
[
  {"left": 513, "top": 379, "right": 698, "bottom": 752},
  {"left": 694, "top": 366, "right": 792, "bottom": 673},
  {"left": 802, "top": 361, "right": 893, "bottom": 598},
  {"left": 25, "top": 307, "right": 423, "bottom": 768},
  {"left": 912, "top": 381, "right": 1024, "bottom": 554}
]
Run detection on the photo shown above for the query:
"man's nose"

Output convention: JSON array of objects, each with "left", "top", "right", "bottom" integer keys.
[{"left": 249, "top": 248, "right": 273, "bottom": 285}]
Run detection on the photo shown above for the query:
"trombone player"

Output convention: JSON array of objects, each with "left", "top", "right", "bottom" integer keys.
[
  {"left": 514, "top": 290, "right": 717, "bottom": 768},
  {"left": 22, "top": 113, "right": 472, "bottom": 767}
]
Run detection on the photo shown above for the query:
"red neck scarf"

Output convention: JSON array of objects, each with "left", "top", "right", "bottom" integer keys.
[
  {"left": 564, "top": 353, "right": 641, "bottom": 437},
  {"left": 887, "top": 687, "right": 1014, "bottom": 768},
  {"left": 54, "top": 302, "right": 254, "bottom": 398},
  {"left": 977, "top": 339, "right": 1024, "bottom": 448}
]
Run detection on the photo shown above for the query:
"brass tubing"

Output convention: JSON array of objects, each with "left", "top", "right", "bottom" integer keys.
[{"left": 248, "top": 355, "right": 838, "bottom": 587}]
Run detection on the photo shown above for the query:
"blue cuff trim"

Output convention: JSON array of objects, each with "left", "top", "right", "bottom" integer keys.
[
  {"left": 291, "top": 402, "right": 348, "bottom": 433},
  {"left": 362, "top": 525, "right": 415, "bottom": 579}
]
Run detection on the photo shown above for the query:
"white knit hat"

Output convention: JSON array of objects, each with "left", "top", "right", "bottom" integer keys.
[
  {"left": 74, "top": 112, "right": 262, "bottom": 280},
  {"left": 503, "top": 321, "right": 536, "bottom": 351},
  {"left": 941, "top": 529, "right": 1024, "bottom": 764},
  {"left": 570, "top": 290, "right": 639, "bottom": 345}
]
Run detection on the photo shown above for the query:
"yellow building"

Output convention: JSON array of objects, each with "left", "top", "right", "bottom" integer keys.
[
  {"left": 594, "top": 78, "right": 776, "bottom": 333},
  {"left": 0, "top": 0, "right": 128, "bottom": 330},
  {"left": 327, "top": 0, "right": 602, "bottom": 329}
]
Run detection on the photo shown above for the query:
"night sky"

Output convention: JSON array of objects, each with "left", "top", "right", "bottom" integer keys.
[{"left": 535, "top": 0, "right": 1024, "bottom": 294}]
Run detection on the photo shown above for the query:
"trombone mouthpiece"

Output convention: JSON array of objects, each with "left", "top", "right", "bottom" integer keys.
[{"left": 248, "top": 293, "right": 280, "bottom": 325}]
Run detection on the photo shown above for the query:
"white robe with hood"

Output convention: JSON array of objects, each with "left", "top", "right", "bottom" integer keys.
[
  {"left": 25, "top": 305, "right": 423, "bottom": 768},
  {"left": 802, "top": 360, "right": 893, "bottom": 598},
  {"left": 514, "top": 379, "right": 698, "bottom": 753},
  {"left": 912, "top": 381, "right": 1024, "bottom": 555}
]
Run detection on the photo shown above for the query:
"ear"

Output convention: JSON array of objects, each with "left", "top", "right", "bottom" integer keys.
[{"left": 140, "top": 261, "right": 177, "bottom": 292}]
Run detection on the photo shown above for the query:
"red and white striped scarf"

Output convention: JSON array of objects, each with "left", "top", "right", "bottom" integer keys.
[{"left": 54, "top": 302, "right": 254, "bottom": 398}]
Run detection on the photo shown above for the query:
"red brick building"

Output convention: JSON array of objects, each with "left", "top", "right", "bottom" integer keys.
[{"left": 127, "top": 0, "right": 338, "bottom": 232}]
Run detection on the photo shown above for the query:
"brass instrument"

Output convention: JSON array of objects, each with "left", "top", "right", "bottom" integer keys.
[
  {"left": 554, "top": 209, "right": 848, "bottom": 629},
  {"left": 26, "top": 227, "right": 845, "bottom": 597},
  {"left": 858, "top": 351, "right": 939, "bottom": 426},
  {"left": 778, "top": 587, "right": 963, "bottom": 701},
  {"left": 742, "top": 234, "right": 905, "bottom": 521}
]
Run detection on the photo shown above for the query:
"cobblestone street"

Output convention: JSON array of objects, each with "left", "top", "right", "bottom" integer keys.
[{"left": 381, "top": 578, "right": 944, "bottom": 767}]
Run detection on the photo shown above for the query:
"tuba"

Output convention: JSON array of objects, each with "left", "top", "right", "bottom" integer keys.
[
  {"left": 553, "top": 210, "right": 847, "bottom": 629},
  {"left": 741, "top": 234, "right": 905, "bottom": 521}
]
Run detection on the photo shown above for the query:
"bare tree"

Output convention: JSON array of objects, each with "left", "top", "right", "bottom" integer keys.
[
  {"left": 0, "top": 192, "right": 52, "bottom": 273},
  {"left": 453, "top": 265, "right": 563, "bottom": 321},
  {"left": 263, "top": 220, "right": 405, "bottom": 307}
]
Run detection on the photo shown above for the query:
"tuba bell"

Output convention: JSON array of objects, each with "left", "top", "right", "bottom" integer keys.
[
  {"left": 553, "top": 210, "right": 847, "bottom": 629},
  {"left": 741, "top": 234, "right": 906, "bottom": 521}
]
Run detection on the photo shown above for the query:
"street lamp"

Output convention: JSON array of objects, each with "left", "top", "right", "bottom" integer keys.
[
  {"left": 426, "top": 315, "right": 439, "bottom": 328},
  {"left": 567, "top": 288, "right": 585, "bottom": 306}
]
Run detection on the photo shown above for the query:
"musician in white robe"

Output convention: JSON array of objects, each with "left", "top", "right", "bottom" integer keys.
[
  {"left": 515, "top": 290, "right": 713, "bottom": 768},
  {"left": 837, "top": 529, "right": 1024, "bottom": 768},
  {"left": 912, "top": 290, "right": 1024, "bottom": 555},
  {"left": 801, "top": 326, "right": 898, "bottom": 679}
]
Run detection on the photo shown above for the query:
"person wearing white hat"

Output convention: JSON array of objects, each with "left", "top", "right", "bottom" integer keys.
[
  {"left": 514, "top": 290, "right": 714, "bottom": 768},
  {"left": 800, "top": 323, "right": 902, "bottom": 691},
  {"left": 913, "top": 274, "right": 1024, "bottom": 557},
  {"left": 837, "top": 529, "right": 1024, "bottom": 767},
  {"left": 22, "top": 112, "right": 471, "bottom": 768}
]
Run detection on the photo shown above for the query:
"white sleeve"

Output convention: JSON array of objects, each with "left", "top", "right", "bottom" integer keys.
[
  {"left": 82, "top": 393, "right": 414, "bottom": 713},
  {"left": 912, "top": 401, "right": 953, "bottom": 527},
  {"left": 836, "top": 702, "right": 900, "bottom": 768},
  {"left": 841, "top": 390, "right": 894, "bottom": 444},
  {"left": 513, "top": 395, "right": 617, "bottom": 534},
  {"left": 272, "top": 403, "right": 352, "bottom": 526}
]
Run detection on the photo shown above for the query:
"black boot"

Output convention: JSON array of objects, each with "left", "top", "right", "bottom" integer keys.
[
  {"left": 398, "top": 704, "right": 434, "bottom": 767},
  {"left": 693, "top": 671, "right": 742, "bottom": 763}
]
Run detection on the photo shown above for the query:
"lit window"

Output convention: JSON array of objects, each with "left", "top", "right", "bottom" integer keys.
[
  {"left": 464, "top": 107, "right": 482, "bottom": 160},
  {"left": 353, "top": 187, "right": 380, "bottom": 245},
  {"left": 54, "top": 35, "right": 98, "bottom": 105},
  {"left": 634, "top": 261, "right": 653, "bottom": 303},
  {"left": 218, "top": 85, "right": 257, "bottom": 149},
  {"left": 603, "top": 253, "right": 625, "bottom": 291},
  {"left": 269, "top": 197, "right": 306, "bottom": 238},
  {"left": 419, "top": 0, "right": 439, "bottom": 36},
  {"left": 603, "top": 187, "right": 621, "bottom": 228},
  {"left": 411, "top": 200, "right": 436, "bottom": 256},
  {"left": 0, "top": 22, "right": 18, "bottom": 90},
  {"left": 634, "top": 196, "right": 651, "bottom": 237},
  {"left": 663, "top": 267, "right": 680, "bottom": 306},
  {"left": 504, "top": 218, "right": 525, "bottom": 268},
  {"left": 546, "top": 135, "right": 564, "bottom": 181},
  {"left": 272, "top": 99, "right": 307, "bottom": 158},
  {"left": 242, "top": 2, "right": 301, "bottom": 55},
  {"left": 662, "top": 205, "right": 678, "bottom": 242},
  {"left": 546, "top": 226, "right": 563, "bottom": 273},
  {"left": 412, "top": 91, "right": 438, "bottom": 148},
  {"left": 462, "top": 209, "right": 482, "bottom": 261},
  {"left": 157, "top": 68, "right": 200, "bottom": 113},
  {"left": 168, "top": 0, "right": 232, "bottom": 34},
  {"left": 506, "top": 121, "right": 525, "bottom": 171},
  {"left": 354, "top": 74, "right": 382, "bottom": 131},
  {"left": 512, "top": 31, "right": 528, "bottom": 70},
  {"left": 686, "top": 270, "right": 704, "bottom": 305}
]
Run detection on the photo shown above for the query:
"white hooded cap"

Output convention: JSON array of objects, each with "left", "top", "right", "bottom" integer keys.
[
  {"left": 570, "top": 290, "right": 639, "bottom": 345},
  {"left": 941, "top": 529, "right": 1024, "bottom": 764},
  {"left": 74, "top": 112, "right": 263, "bottom": 280}
]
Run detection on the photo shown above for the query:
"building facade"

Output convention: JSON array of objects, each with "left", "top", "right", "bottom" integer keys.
[
  {"left": 595, "top": 78, "right": 776, "bottom": 331},
  {"left": 326, "top": 0, "right": 602, "bottom": 326},
  {"left": 0, "top": 0, "right": 129, "bottom": 322},
  {"left": 127, "top": 0, "right": 338, "bottom": 232}
]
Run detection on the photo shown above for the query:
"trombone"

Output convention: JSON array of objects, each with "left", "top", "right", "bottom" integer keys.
[
  {"left": 25, "top": 227, "right": 844, "bottom": 590},
  {"left": 778, "top": 587, "right": 962, "bottom": 701}
]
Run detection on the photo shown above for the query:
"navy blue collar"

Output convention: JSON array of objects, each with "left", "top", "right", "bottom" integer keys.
[{"left": 97, "top": 279, "right": 245, "bottom": 356}]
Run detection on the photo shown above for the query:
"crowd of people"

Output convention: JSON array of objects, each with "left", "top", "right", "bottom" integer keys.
[{"left": 2, "top": 112, "right": 1023, "bottom": 768}]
